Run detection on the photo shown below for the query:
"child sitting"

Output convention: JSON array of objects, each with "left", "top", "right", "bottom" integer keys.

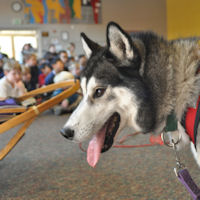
[
  {"left": 24, "top": 54, "right": 39, "bottom": 90},
  {"left": 39, "top": 62, "right": 52, "bottom": 87},
  {"left": 22, "top": 67, "right": 32, "bottom": 91},
  {"left": 0, "top": 60, "right": 27, "bottom": 100},
  {"left": 53, "top": 71, "right": 81, "bottom": 115},
  {"left": 45, "top": 58, "right": 81, "bottom": 115},
  {"left": 44, "top": 58, "right": 63, "bottom": 85}
]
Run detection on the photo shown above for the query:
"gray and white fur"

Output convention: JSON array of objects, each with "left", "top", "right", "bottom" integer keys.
[{"left": 61, "top": 22, "right": 200, "bottom": 166}]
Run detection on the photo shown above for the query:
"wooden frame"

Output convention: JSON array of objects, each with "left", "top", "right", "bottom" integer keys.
[{"left": 0, "top": 80, "right": 80, "bottom": 160}]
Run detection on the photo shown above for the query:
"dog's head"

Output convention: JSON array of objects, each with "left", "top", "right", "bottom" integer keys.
[{"left": 60, "top": 22, "right": 155, "bottom": 167}]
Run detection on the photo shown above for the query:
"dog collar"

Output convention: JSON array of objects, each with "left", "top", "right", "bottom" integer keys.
[
  {"left": 164, "top": 111, "right": 178, "bottom": 132},
  {"left": 164, "top": 95, "right": 200, "bottom": 148}
]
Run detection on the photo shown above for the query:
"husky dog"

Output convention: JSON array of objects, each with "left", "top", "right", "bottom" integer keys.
[{"left": 60, "top": 22, "right": 200, "bottom": 168}]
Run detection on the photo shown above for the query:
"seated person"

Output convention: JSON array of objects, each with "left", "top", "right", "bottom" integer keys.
[
  {"left": 78, "top": 54, "right": 87, "bottom": 72},
  {"left": 52, "top": 70, "right": 74, "bottom": 96},
  {"left": 0, "top": 60, "right": 26, "bottom": 100},
  {"left": 39, "top": 62, "right": 52, "bottom": 87},
  {"left": 67, "top": 42, "right": 76, "bottom": 59},
  {"left": 0, "top": 54, "right": 5, "bottom": 78},
  {"left": 0, "top": 60, "right": 36, "bottom": 122},
  {"left": 44, "top": 59, "right": 80, "bottom": 115},
  {"left": 22, "top": 67, "right": 32, "bottom": 91},
  {"left": 43, "top": 44, "right": 58, "bottom": 63},
  {"left": 24, "top": 54, "right": 39, "bottom": 90},
  {"left": 44, "top": 58, "right": 63, "bottom": 85},
  {"left": 58, "top": 50, "right": 70, "bottom": 71},
  {"left": 53, "top": 70, "right": 81, "bottom": 115},
  {"left": 68, "top": 62, "right": 81, "bottom": 79}
]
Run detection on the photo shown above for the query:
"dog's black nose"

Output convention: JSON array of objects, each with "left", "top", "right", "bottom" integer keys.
[{"left": 60, "top": 128, "right": 74, "bottom": 140}]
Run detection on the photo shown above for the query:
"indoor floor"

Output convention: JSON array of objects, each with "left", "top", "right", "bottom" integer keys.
[{"left": 0, "top": 111, "right": 199, "bottom": 200}]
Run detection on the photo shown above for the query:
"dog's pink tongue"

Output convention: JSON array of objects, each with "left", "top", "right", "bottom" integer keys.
[{"left": 87, "top": 127, "right": 106, "bottom": 168}]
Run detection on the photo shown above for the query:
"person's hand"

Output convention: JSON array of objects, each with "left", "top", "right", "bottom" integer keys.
[
  {"left": 16, "top": 81, "right": 27, "bottom": 94},
  {"left": 61, "top": 99, "right": 69, "bottom": 108}
]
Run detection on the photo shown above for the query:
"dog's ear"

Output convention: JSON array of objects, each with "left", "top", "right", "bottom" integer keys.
[
  {"left": 81, "top": 32, "right": 100, "bottom": 58},
  {"left": 107, "top": 22, "right": 134, "bottom": 61}
]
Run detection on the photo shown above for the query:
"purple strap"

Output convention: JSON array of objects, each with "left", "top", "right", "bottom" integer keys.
[
  {"left": 0, "top": 98, "right": 18, "bottom": 106},
  {"left": 178, "top": 169, "right": 200, "bottom": 200}
]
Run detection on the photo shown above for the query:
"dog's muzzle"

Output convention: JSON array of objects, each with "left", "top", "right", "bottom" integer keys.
[{"left": 60, "top": 128, "right": 74, "bottom": 140}]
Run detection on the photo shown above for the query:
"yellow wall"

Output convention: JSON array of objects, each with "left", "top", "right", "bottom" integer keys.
[{"left": 167, "top": 0, "right": 200, "bottom": 39}]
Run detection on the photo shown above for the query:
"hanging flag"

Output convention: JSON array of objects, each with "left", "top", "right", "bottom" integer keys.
[
  {"left": 69, "top": 0, "right": 75, "bottom": 18},
  {"left": 73, "top": 0, "right": 81, "bottom": 19},
  {"left": 60, "top": 0, "right": 71, "bottom": 23},
  {"left": 91, "top": 0, "right": 100, "bottom": 24}
]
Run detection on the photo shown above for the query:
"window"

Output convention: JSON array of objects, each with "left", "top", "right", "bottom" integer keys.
[
  {"left": 0, "top": 30, "right": 37, "bottom": 62},
  {"left": 0, "top": 36, "right": 13, "bottom": 58}
]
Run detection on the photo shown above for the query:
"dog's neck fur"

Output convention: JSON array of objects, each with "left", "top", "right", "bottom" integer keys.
[
  {"left": 138, "top": 34, "right": 200, "bottom": 133},
  {"left": 172, "top": 39, "right": 200, "bottom": 118}
]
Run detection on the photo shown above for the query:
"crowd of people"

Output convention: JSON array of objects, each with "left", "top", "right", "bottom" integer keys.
[{"left": 0, "top": 43, "right": 87, "bottom": 115}]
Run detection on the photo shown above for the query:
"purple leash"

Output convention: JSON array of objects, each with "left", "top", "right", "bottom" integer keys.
[
  {"left": 171, "top": 139, "right": 200, "bottom": 200},
  {"left": 178, "top": 169, "right": 200, "bottom": 200}
]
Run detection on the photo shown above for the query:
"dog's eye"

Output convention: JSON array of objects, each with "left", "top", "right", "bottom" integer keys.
[{"left": 93, "top": 88, "right": 106, "bottom": 98}]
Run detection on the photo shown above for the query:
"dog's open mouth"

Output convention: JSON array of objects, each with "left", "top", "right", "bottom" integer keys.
[{"left": 87, "top": 112, "right": 120, "bottom": 167}]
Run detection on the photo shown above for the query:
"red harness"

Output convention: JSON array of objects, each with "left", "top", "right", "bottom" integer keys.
[{"left": 183, "top": 96, "right": 200, "bottom": 146}]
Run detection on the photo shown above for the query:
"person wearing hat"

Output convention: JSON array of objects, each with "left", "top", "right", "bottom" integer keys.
[{"left": 46, "top": 58, "right": 81, "bottom": 115}]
